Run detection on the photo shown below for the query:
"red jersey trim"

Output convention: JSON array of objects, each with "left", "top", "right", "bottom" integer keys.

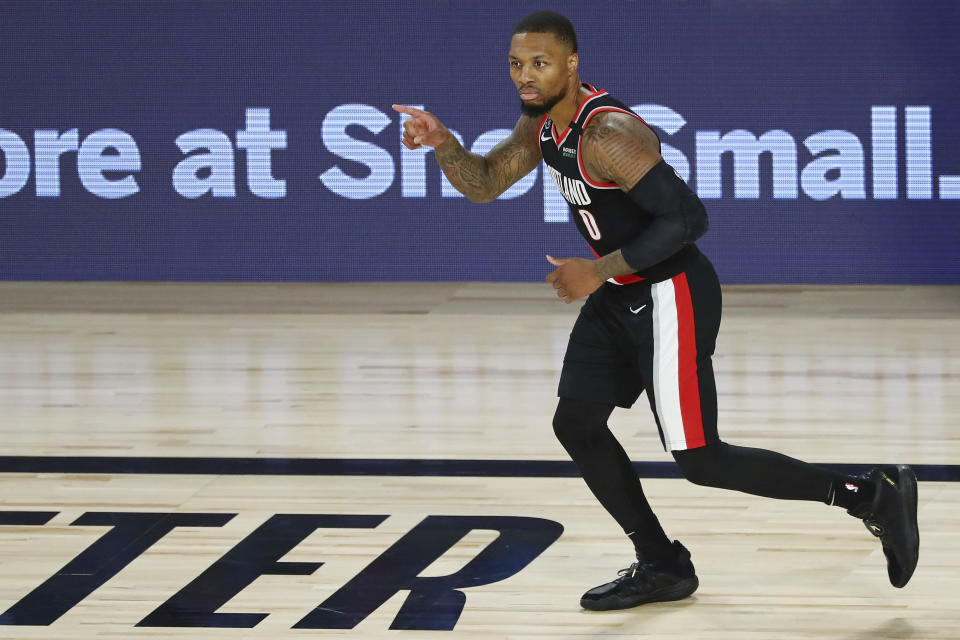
[
  {"left": 577, "top": 106, "right": 649, "bottom": 189},
  {"left": 551, "top": 87, "right": 608, "bottom": 147}
]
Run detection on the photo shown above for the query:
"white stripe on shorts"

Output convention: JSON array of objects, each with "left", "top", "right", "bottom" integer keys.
[{"left": 651, "top": 278, "right": 687, "bottom": 450}]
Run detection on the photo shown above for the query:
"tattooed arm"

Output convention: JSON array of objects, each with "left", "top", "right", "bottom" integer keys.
[
  {"left": 579, "top": 110, "right": 665, "bottom": 281},
  {"left": 581, "top": 111, "right": 708, "bottom": 279},
  {"left": 393, "top": 105, "right": 542, "bottom": 202}
]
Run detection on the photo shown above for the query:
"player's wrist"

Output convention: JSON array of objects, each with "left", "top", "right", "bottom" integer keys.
[
  {"left": 433, "top": 130, "right": 458, "bottom": 151},
  {"left": 590, "top": 257, "right": 609, "bottom": 282},
  {"left": 592, "top": 251, "right": 634, "bottom": 282}
]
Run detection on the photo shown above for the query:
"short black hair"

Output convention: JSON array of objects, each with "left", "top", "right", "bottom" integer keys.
[{"left": 512, "top": 11, "right": 577, "bottom": 53}]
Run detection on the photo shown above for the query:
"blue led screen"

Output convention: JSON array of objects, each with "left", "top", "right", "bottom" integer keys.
[{"left": 1, "top": 1, "right": 958, "bottom": 283}]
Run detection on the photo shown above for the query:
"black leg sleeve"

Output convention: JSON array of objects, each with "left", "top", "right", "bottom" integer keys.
[
  {"left": 553, "top": 397, "right": 673, "bottom": 557},
  {"left": 672, "top": 441, "right": 841, "bottom": 503}
]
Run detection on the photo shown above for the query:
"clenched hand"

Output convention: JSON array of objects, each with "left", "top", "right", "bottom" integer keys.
[{"left": 545, "top": 254, "right": 603, "bottom": 303}]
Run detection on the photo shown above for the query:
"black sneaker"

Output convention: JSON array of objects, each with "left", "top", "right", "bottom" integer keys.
[
  {"left": 580, "top": 541, "right": 698, "bottom": 611},
  {"left": 848, "top": 464, "right": 919, "bottom": 588}
]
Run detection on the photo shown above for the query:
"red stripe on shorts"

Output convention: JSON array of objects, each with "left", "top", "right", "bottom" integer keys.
[{"left": 673, "top": 272, "right": 705, "bottom": 448}]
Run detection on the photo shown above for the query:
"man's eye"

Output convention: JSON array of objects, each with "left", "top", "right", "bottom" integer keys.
[{"left": 535, "top": 61, "right": 546, "bottom": 68}]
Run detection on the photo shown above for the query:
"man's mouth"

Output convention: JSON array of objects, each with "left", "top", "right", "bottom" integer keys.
[{"left": 520, "top": 88, "right": 539, "bottom": 101}]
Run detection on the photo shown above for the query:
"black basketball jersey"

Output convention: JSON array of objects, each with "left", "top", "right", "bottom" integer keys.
[{"left": 539, "top": 83, "right": 700, "bottom": 284}]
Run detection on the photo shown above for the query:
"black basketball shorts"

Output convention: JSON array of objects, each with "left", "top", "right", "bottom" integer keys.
[{"left": 558, "top": 252, "right": 721, "bottom": 451}]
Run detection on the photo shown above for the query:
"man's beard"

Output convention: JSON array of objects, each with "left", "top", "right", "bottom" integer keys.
[{"left": 519, "top": 85, "right": 568, "bottom": 117}]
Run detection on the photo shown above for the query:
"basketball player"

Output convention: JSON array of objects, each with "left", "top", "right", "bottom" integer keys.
[{"left": 393, "top": 11, "right": 919, "bottom": 610}]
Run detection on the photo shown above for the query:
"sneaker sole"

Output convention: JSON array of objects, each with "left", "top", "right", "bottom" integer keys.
[
  {"left": 889, "top": 464, "right": 919, "bottom": 588},
  {"left": 580, "top": 576, "right": 699, "bottom": 611}
]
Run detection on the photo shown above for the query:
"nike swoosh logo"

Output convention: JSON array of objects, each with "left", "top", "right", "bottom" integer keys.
[
  {"left": 540, "top": 131, "right": 552, "bottom": 142},
  {"left": 629, "top": 304, "right": 647, "bottom": 314}
]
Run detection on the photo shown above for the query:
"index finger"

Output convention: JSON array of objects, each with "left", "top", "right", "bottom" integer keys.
[{"left": 392, "top": 104, "right": 428, "bottom": 117}]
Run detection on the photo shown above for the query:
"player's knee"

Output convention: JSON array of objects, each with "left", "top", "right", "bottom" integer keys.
[
  {"left": 552, "top": 406, "right": 587, "bottom": 450},
  {"left": 672, "top": 442, "right": 727, "bottom": 487},
  {"left": 552, "top": 398, "right": 611, "bottom": 452}
]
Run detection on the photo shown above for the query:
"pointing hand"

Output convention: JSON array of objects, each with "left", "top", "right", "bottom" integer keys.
[{"left": 392, "top": 104, "right": 454, "bottom": 150}]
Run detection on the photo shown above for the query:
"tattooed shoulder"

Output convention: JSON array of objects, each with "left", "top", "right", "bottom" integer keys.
[
  {"left": 581, "top": 111, "right": 661, "bottom": 189},
  {"left": 515, "top": 114, "right": 543, "bottom": 138},
  {"left": 581, "top": 111, "right": 620, "bottom": 142}
]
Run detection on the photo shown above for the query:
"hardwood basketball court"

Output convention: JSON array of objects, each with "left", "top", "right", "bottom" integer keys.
[{"left": 0, "top": 282, "right": 957, "bottom": 639}]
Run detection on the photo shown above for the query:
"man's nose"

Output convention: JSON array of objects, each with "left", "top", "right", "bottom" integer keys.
[{"left": 517, "top": 64, "right": 534, "bottom": 85}]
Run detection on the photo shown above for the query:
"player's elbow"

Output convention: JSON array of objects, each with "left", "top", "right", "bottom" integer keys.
[
  {"left": 466, "top": 192, "right": 496, "bottom": 203},
  {"left": 629, "top": 162, "right": 708, "bottom": 243},
  {"left": 683, "top": 197, "right": 708, "bottom": 243},
  {"left": 466, "top": 184, "right": 507, "bottom": 203}
]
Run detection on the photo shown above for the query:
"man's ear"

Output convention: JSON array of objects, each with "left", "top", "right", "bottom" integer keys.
[{"left": 569, "top": 52, "right": 579, "bottom": 74}]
